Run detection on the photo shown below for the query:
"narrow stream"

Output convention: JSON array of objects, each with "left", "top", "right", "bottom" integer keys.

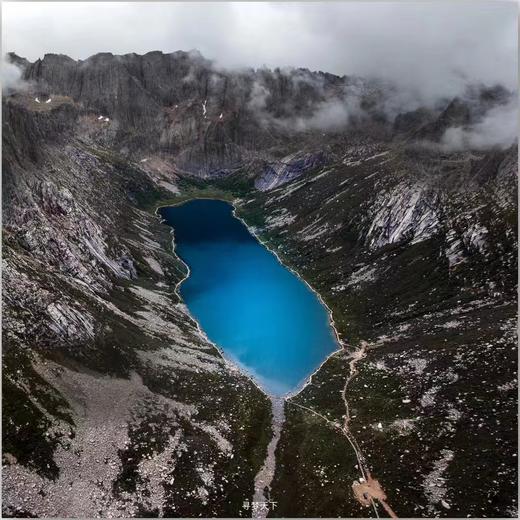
[{"left": 252, "top": 397, "right": 285, "bottom": 517}]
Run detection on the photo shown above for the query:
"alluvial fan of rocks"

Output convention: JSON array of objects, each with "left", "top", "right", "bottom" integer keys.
[{"left": 2, "top": 50, "right": 517, "bottom": 518}]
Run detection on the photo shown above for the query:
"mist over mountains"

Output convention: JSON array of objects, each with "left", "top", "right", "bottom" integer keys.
[
  {"left": 4, "top": 2, "right": 516, "bottom": 94},
  {"left": 3, "top": 48, "right": 517, "bottom": 181}
]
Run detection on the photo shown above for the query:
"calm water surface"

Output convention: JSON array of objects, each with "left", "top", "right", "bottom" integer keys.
[{"left": 159, "top": 199, "right": 338, "bottom": 395}]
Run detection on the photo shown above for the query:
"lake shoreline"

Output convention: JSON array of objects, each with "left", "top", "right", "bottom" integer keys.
[
  {"left": 155, "top": 197, "right": 343, "bottom": 399},
  {"left": 230, "top": 203, "right": 345, "bottom": 401},
  {"left": 154, "top": 201, "right": 271, "bottom": 401}
]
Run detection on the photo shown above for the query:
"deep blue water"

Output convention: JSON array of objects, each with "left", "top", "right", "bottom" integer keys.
[{"left": 159, "top": 199, "right": 338, "bottom": 396}]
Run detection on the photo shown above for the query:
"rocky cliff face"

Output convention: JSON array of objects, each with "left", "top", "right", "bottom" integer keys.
[
  {"left": 3, "top": 92, "right": 271, "bottom": 518},
  {"left": 11, "top": 50, "right": 514, "bottom": 177},
  {"left": 3, "top": 50, "right": 517, "bottom": 518}
]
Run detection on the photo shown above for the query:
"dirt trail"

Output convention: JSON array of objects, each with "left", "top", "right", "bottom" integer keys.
[{"left": 288, "top": 341, "right": 398, "bottom": 518}]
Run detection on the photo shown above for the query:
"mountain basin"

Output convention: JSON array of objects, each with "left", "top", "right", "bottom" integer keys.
[{"left": 159, "top": 199, "right": 339, "bottom": 396}]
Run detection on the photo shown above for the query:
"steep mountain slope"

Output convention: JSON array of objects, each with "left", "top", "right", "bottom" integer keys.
[
  {"left": 2, "top": 96, "right": 271, "bottom": 518},
  {"left": 237, "top": 141, "right": 517, "bottom": 517},
  {"left": 2, "top": 50, "right": 517, "bottom": 518}
]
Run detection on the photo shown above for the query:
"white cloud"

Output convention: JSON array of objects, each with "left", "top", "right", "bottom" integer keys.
[
  {"left": 1, "top": 54, "right": 27, "bottom": 92},
  {"left": 2, "top": 1, "right": 517, "bottom": 104},
  {"left": 440, "top": 98, "right": 518, "bottom": 151}
]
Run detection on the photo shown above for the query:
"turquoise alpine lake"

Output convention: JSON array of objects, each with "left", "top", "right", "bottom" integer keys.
[{"left": 159, "top": 199, "right": 338, "bottom": 396}]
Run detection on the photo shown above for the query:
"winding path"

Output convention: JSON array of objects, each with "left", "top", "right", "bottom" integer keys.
[{"left": 288, "top": 341, "right": 398, "bottom": 518}]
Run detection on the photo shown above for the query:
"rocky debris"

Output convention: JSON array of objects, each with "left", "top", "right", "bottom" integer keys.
[
  {"left": 2, "top": 94, "right": 272, "bottom": 517},
  {"left": 3, "top": 359, "right": 247, "bottom": 518},
  {"left": 253, "top": 397, "right": 285, "bottom": 517},
  {"left": 345, "top": 264, "right": 378, "bottom": 290},
  {"left": 422, "top": 449, "right": 454, "bottom": 515},
  {"left": 265, "top": 208, "right": 297, "bottom": 229},
  {"left": 366, "top": 183, "right": 440, "bottom": 250}
]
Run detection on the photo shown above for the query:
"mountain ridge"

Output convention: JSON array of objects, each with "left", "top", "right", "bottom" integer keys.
[{"left": 6, "top": 50, "right": 515, "bottom": 180}]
